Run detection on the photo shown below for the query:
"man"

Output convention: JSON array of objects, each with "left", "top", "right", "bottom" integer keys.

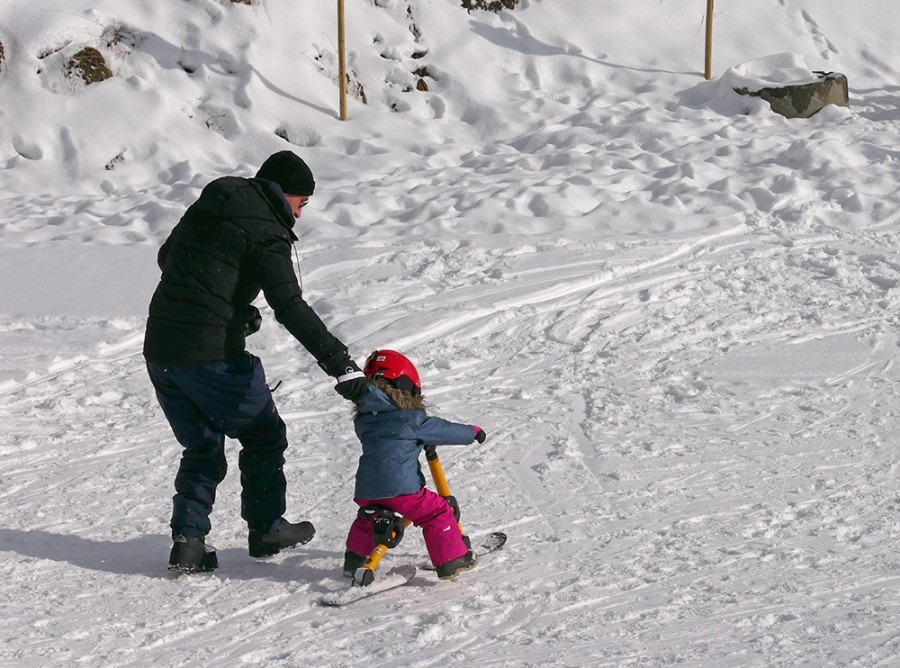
[{"left": 144, "top": 150, "right": 368, "bottom": 573}]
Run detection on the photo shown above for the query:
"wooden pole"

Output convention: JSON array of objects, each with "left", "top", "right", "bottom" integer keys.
[
  {"left": 338, "top": 0, "right": 348, "bottom": 120},
  {"left": 704, "top": 0, "right": 714, "bottom": 80}
]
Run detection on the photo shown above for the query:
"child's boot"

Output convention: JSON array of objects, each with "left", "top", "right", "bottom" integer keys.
[
  {"left": 342, "top": 550, "right": 367, "bottom": 578},
  {"left": 435, "top": 550, "right": 478, "bottom": 580}
]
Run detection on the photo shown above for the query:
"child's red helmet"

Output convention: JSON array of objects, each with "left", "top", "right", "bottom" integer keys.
[{"left": 364, "top": 350, "right": 421, "bottom": 394}]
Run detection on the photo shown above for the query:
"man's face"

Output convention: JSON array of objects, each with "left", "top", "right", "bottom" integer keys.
[{"left": 284, "top": 195, "right": 310, "bottom": 219}]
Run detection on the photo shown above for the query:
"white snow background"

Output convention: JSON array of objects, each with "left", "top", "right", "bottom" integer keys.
[{"left": 1, "top": 0, "right": 899, "bottom": 666}]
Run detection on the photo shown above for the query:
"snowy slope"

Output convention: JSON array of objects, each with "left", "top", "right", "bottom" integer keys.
[{"left": 1, "top": 1, "right": 899, "bottom": 666}]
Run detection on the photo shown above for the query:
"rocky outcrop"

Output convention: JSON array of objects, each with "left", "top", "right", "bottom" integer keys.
[{"left": 735, "top": 71, "right": 849, "bottom": 119}]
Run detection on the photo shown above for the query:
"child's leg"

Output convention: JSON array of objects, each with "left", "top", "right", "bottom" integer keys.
[
  {"left": 386, "top": 489, "right": 468, "bottom": 567},
  {"left": 345, "top": 498, "right": 376, "bottom": 557}
]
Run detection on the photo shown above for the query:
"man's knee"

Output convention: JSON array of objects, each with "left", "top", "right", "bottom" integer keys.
[{"left": 235, "top": 400, "right": 286, "bottom": 445}]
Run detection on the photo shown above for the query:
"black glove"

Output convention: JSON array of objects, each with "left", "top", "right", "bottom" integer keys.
[
  {"left": 318, "top": 350, "right": 356, "bottom": 377},
  {"left": 243, "top": 306, "right": 262, "bottom": 336},
  {"left": 334, "top": 361, "right": 368, "bottom": 401},
  {"left": 473, "top": 427, "right": 486, "bottom": 443}
]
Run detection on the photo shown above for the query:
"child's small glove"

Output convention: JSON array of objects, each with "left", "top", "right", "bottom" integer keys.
[{"left": 473, "top": 427, "right": 487, "bottom": 443}]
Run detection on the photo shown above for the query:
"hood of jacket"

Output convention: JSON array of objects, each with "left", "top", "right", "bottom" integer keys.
[
  {"left": 193, "top": 176, "right": 297, "bottom": 240},
  {"left": 355, "top": 385, "right": 400, "bottom": 415}
]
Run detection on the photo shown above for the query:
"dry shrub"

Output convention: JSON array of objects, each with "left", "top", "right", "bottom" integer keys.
[
  {"left": 66, "top": 47, "right": 113, "bottom": 85},
  {"left": 347, "top": 73, "right": 368, "bottom": 104},
  {"left": 102, "top": 22, "right": 137, "bottom": 49},
  {"left": 461, "top": 0, "right": 519, "bottom": 12}
]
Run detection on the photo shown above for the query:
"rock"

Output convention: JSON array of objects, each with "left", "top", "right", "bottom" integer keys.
[
  {"left": 735, "top": 72, "right": 849, "bottom": 119},
  {"left": 66, "top": 47, "right": 113, "bottom": 85}
]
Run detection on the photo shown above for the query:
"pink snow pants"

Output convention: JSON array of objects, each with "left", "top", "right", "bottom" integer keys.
[{"left": 346, "top": 488, "right": 468, "bottom": 567}]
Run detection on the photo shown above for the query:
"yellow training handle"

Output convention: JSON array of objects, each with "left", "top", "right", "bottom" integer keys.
[
  {"left": 425, "top": 450, "right": 465, "bottom": 537},
  {"left": 426, "top": 455, "right": 451, "bottom": 497}
]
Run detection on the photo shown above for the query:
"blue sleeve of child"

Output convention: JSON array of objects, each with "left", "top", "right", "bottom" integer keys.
[{"left": 415, "top": 414, "right": 477, "bottom": 446}]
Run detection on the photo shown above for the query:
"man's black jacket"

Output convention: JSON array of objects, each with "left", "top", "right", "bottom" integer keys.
[{"left": 143, "top": 176, "right": 351, "bottom": 375}]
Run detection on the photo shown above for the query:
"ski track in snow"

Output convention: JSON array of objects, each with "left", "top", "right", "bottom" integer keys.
[{"left": 3, "top": 205, "right": 899, "bottom": 666}]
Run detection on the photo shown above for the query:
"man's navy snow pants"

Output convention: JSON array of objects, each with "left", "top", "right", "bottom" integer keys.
[{"left": 147, "top": 353, "right": 288, "bottom": 538}]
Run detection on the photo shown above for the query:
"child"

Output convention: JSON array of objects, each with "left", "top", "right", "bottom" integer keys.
[{"left": 343, "top": 349, "right": 487, "bottom": 580}]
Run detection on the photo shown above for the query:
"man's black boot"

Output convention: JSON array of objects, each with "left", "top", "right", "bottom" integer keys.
[
  {"left": 169, "top": 534, "right": 218, "bottom": 573},
  {"left": 248, "top": 518, "right": 315, "bottom": 558}
]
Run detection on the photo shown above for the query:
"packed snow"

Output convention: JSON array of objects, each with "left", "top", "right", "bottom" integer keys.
[{"left": 1, "top": 0, "right": 898, "bottom": 665}]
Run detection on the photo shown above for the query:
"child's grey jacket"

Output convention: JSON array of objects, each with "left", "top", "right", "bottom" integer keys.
[{"left": 353, "top": 385, "right": 476, "bottom": 500}]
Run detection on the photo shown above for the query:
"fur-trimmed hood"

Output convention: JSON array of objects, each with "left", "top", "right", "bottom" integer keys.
[{"left": 354, "top": 377, "right": 425, "bottom": 415}]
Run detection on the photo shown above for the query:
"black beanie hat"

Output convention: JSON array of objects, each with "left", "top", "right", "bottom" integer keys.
[{"left": 255, "top": 151, "right": 316, "bottom": 196}]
